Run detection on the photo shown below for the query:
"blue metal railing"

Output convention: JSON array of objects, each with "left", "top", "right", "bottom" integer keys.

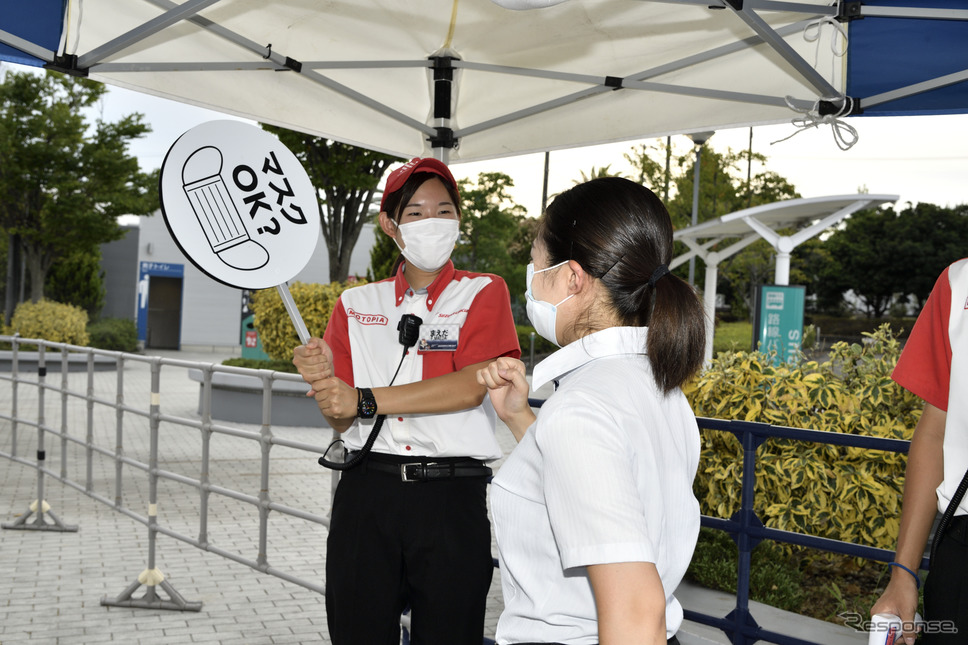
[{"left": 685, "top": 417, "right": 919, "bottom": 645}]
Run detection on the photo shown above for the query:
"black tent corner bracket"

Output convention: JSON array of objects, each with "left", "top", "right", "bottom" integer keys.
[
  {"left": 819, "top": 96, "right": 863, "bottom": 117},
  {"left": 429, "top": 126, "right": 458, "bottom": 150},
  {"left": 837, "top": 1, "right": 863, "bottom": 22},
  {"left": 45, "top": 54, "right": 88, "bottom": 77}
]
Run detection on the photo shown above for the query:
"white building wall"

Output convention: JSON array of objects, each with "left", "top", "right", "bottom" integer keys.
[{"left": 136, "top": 209, "right": 377, "bottom": 349}]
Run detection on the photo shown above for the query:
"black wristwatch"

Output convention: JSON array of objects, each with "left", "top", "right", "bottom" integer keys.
[{"left": 357, "top": 387, "right": 378, "bottom": 419}]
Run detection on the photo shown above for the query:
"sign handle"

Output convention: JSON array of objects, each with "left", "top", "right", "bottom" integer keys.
[{"left": 276, "top": 282, "right": 311, "bottom": 345}]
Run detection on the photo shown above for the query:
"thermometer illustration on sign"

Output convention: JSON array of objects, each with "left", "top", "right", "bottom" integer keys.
[{"left": 181, "top": 146, "right": 269, "bottom": 271}]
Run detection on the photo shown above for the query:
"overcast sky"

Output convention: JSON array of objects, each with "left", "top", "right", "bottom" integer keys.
[{"left": 94, "top": 82, "right": 968, "bottom": 218}]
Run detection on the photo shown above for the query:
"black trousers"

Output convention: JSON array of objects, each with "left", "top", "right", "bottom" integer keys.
[
  {"left": 922, "top": 515, "right": 968, "bottom": 644},
  {"left": 325, "top": 455, "right": 493, "bottom": 645}
]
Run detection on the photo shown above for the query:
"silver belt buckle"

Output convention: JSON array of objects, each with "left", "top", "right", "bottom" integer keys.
[{"left": 400, "top": 462, "right": 439, "bottom": 482}]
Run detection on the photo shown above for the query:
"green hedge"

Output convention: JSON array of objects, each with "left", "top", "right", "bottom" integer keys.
[
  {"left": 87, "top": 318, "right": 138, "bottom": 352},
  {"left": 516, "top": 324, "right": 556, "bottom": 357}
]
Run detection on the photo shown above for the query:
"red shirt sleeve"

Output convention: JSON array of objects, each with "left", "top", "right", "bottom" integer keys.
[
  {"left": 892, "top": 267, "right": 952, "bottom": 411},
  {"left": 454, "top": 275, "right": 522, "bottom": 370},
  {"left": 323, "top": 297, "right": 355, "bottom": 387}
]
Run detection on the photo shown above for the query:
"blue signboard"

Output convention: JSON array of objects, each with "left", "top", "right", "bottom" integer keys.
[
  {"left": 752, "top": 285, "right": 806, "bottom": 366},
  {"left": 137, "top": 262, "right": 184, "bottom": 342}
]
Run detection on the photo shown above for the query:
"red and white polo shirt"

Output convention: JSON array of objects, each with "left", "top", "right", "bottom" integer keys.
[
  {"left": 323, "top": 261, "right": 521, "bottom": 461},
  {"left": 894, "top": 258, "right": 968, "bottom": 516}
]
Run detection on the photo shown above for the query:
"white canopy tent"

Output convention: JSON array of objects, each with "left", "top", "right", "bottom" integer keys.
[
  {"left": 672, "top": 193, "right": 899, "bottom": 363},
  {"left": 1, "top": 1, "right": 963, "bottom": 359},
  {"left": 7, "top": 0, "right": 961, "bottom": 163}
]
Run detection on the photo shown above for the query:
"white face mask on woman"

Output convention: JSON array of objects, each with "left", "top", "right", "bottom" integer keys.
[
  {"left": 525, "top": 260, "right": 574, "bottom": 347},
  {"left": 394, "top": 217, "right": 460, "bottom": 272}
]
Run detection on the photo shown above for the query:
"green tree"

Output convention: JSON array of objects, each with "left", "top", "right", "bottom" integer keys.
[
  {"left": 660, "top": 146, "right": 799, "bottom": 311},
  {"left": 818, "top": 203, "right": 968, "bottom": 317},
  {"left": 455, "top": 172, "right": 529, "bottom": 300},
  {"left": 261, "top": 126, "right": 397, "bottom": 282},
  {"left": 0, "top": 70, "right": 156, "bottom": 304},
  {"left": 575, "top": 164, "right": 625, "bottom": 184},
  {"left": 45, "top": 249, "right": 106, "bottom": 320},
  {"left": 790, "top": 237, "right": 843, "bottom": 314},
  {"left": 894, "top": 202, "right": 968, "bottom": 308},
  {"left": 625, "top": 141, "right": 672, "bottom": 201},
  {"left": 367, "top": 214, "right": 398, "bottom": 282}
]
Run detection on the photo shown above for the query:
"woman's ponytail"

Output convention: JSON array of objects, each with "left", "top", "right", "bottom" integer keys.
[{"left": 645, "top": 271, "right": 706, "bottom": 393}]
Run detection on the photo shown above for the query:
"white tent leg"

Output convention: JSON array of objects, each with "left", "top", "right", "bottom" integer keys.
[{"left": 703, "top": 262, "right": 719, "bottom": 366}]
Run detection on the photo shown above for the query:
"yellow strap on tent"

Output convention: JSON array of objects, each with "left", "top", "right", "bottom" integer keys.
[{"left": 444, "top": 0, "right": 459, "bottom": 48}]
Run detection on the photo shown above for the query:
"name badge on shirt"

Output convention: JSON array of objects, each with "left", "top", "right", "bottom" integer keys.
[{"left": 417, "top": 324, "right": 459, "bottom": 352}]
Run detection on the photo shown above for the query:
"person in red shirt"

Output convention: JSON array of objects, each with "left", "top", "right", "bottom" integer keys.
[
  {"left": 871, "top": 259, "right": 968, "bottom": 645},
  {"left": 293, "top": 158, "right": 520, "bottom": 645}
]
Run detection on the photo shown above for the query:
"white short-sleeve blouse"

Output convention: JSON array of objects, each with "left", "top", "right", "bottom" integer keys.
[{"left": 491, "top": 326, "right": 701, "bottom": 645}]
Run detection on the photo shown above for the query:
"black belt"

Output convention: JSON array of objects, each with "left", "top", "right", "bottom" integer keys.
[
  {"left": 512, "top": 638, "right": 679, "bottom": 645},
  {"left": 347, "top": 452, "right": 492, "bottom": 483}
]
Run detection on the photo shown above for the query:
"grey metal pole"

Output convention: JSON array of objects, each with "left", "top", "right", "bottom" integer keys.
[
  {"left": 2, "top": 342, "right": 77, "bottom": 531},
  {"left": 689, "top": 145, "right": 702, "bottom": 286},
  {"left": 686, "top": 131, "right": 714, "bottom": 286}
]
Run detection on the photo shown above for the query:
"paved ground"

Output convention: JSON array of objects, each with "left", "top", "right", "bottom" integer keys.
[{"left": 0, "top": 345, "right": 867, "bottom": 645}]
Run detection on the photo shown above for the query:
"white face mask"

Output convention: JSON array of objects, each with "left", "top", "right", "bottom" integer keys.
[
  {"left": 525, "top": 260, "right": 574, "bottom": 347},
  {"left": 394, "top": 217, "right": 460, "bottom": 272}
]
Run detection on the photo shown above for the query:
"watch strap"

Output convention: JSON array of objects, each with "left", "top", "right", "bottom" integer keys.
[{"left": 357, "top": 387, "right": 377, "bottom": 419}]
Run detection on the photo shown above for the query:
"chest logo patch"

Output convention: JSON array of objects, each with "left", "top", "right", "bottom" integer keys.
[{"left": 347, "top": 308, "right": 389, "bottom": 326}]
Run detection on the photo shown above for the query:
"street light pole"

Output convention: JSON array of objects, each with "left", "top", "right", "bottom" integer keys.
[{"left": 687, "top": 131, "right": 714, "bottom": 286}]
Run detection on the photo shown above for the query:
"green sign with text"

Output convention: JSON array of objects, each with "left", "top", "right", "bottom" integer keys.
[{"left": 752, "top": 285, "right": 805, "bottom": 366}]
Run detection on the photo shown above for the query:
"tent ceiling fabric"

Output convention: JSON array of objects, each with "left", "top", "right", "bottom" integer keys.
[{"left": 1, "top": 1, "right": 966, "bottom": 162}]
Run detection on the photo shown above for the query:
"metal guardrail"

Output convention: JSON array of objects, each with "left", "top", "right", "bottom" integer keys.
[
  {"left": 0, "top": 336, "right": 335, "bottom": 610},
  {"left": 685, "top": 417, "right": 919, "bottom": 645},
  {"left": 1, "top": 336, "right": 913, "bottom": 645}
]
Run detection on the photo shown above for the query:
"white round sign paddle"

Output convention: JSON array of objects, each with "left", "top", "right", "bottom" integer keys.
[{"left": 159, "top": 120, "right": 319, "bottom": 290}]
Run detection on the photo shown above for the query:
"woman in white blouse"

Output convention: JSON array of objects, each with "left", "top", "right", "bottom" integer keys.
[{"left": 478, "top": 177, "right": 707, "bottom": 645}]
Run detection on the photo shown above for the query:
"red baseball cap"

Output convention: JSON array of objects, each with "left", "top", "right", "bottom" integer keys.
[{"left": 380, "top": 157, "right": 459, "bottom": 212}]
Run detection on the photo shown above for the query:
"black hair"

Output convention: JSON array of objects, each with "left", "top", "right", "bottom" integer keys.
[{"left": 539, "top": 176, "right": 706, "bottom": 393}]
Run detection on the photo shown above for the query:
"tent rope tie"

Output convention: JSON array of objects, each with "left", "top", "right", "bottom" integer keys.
[
  {"left": 771, "top": 96, "right": 859, "bottom": 151},
  {"left": 803, "top": 16, "right": 848, "bottom": 68}
]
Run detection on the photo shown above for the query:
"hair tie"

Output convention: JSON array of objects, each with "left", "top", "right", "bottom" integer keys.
[{"left": 648, "top": 264, "right": 670, "bottom": 288}]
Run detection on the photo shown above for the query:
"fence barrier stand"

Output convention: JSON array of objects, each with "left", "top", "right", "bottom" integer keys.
[
  {"left": 2, "top": 498, "right": 78, "bottom": 532},
  {"left": 100, "top": 567, "right": 202, "bottom": 612}
]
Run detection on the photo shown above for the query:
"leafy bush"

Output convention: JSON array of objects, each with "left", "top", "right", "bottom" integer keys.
[
  {"left": 9, "top": 299, "right": 89, "bottom": 346},
  {"left": 221, "top": 357, "right": 298, "bottom": 373},
  {"left": 685, "top": 324, "right": 923, "bottom": 554},
  {"left": 249, "top": 280, "right": 364, "bottom": 361},
  {"left": 87, "top": 318, "right": 138, "bottom": 352}
]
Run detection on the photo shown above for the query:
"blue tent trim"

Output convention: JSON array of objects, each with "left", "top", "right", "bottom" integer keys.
[
  {"left": 0, "top": 0, "right": 65, "bottom": 68},
  {"left": 848, "top": 0, "right": 968, "bottom": 116}
]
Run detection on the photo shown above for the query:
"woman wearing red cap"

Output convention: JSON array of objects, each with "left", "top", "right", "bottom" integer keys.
[{"left": 293, "top": 158, "right": 521, "bottom": 644}]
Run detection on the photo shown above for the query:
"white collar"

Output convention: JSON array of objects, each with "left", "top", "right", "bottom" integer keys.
[{"left": 532, "top": 326, "right": 649, "bottom": 391}]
